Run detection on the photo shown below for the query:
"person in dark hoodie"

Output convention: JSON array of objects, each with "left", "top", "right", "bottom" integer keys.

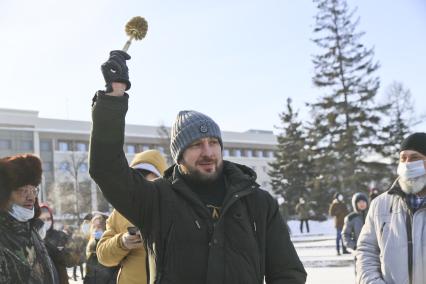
[
  {"left": 89, "top": 50, "right": 307, "bottom": 283},
  {"left": 0, "top": 154, "right": 57, "bottom": 284},
  {"left": 39, "top": 203, "right": 72, "bottom": 284},
  {"left": 342, "top": 192, "right": 369, "bottom": 251}
]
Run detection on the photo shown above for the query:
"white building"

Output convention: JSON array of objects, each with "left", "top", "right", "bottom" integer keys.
[{"left": 0, "top": 108, "right": 277, "bottom": 216}]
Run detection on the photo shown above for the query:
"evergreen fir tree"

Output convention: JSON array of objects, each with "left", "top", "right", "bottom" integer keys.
[
  {"left": 308, "top": 0, "right": 388, "bottom": 206},
  {"left": 269, "top": 98, "right": 312, "bottom": 214}
]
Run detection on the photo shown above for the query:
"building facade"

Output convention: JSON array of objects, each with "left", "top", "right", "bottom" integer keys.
[{"left": 0, "top": 108, "right": 277, "bottom": 219}]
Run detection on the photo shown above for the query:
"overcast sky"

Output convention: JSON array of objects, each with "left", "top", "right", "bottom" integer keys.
[{"left": 1, "top": 0, "right": 425, "bottom": 133}]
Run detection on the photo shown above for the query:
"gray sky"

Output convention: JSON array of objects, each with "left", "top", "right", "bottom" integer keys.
[{"left": 1, "top": 0, "right": 425, "bottom": 132}]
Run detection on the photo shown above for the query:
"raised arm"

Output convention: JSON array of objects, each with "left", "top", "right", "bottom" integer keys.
[{"left": 89, "top": 51, "right": 158, "bottom": 231}]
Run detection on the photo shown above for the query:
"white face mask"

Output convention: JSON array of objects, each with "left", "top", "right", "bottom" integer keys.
[
  {"left": 44, "top": 220, "right": 52, "bottom": 231},
  {"left": 38, "top": 225, "right": 47, "bottom": 240},
  {"left": 81, "top": 223, "right": 90, "bottom": 236},
  {"left": 397, "top": 160, "right": 426, "bottom": 194},
  {"left": 9, "top": 204, "right": 35, "bottom": 222}
]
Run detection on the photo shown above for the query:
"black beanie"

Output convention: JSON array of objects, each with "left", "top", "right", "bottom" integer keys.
[{"left": 400, "top": 132, "right": 426, "bottom": 156}]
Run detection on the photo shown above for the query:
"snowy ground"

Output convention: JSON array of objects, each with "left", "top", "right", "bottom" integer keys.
[
  {"left": 68, "top": 218, "right": 356, "bottom": 284},
  {"left": 289, "top": 219, "right": 356, "bottom": 284}
]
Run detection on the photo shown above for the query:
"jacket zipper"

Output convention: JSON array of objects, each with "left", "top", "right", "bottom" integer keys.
[{"left": 380, "top": 222, "right": 386, "bottom": 236}]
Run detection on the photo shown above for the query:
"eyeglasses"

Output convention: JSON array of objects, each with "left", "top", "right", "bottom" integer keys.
[{"left": 16, "top": 185, "right": 40, "bottom": 197}]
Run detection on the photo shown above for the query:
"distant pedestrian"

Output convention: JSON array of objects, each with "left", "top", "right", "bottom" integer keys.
[
  {"left": 84, "top": 213, "right": 118, "bottom": 284},
  {"left": 329, "top": 193, "right": 349, "bottom": 255},
  {"left": 39, "top": 203, "right": 72, "bottom": 284},
  {"left": 342, "top": 192, "right": 369, "bottom": 251},
  {"left": 295, "top": 197, "right": 310, "bottom": 233},
  {"left": 66, "top": 224, "right": 88, "bottom": 281}
]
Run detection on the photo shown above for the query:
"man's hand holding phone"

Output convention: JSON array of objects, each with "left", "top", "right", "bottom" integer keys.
[{"left": 121, "top": 227, "right": 143, "bottom": 250}]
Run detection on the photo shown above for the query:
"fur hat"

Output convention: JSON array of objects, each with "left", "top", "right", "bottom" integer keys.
[
  {"left": 0, "top": 154, "right": 42, "bottom": 205},
  {"left": 130, "top": 149, "right": 168, "bottom": 177}
]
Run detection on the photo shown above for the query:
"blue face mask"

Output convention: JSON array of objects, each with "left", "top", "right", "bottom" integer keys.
[{"left": 93, "top": 230, "right": 104, "bottom": 240}]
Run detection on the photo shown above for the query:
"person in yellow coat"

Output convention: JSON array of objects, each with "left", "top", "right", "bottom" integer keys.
[{"left": 96, "top": 150, "right": 168, "bottom": 284}]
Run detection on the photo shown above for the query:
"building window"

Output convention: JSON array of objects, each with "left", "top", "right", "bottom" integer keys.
[
  {"left": 59, "top": 161, "right": 70, "bottom": 172},
  {"left": 0, "top": 139, "right": 12, "bottom": 150},
  {"left": 157, "top": 146, "right": 165, "bottom": 154},
  {"left": 233, "top": 149, "right": 241, "bottom": 157},
  {"left": 75, "top": 142, "right": 88, "bottom": 152},
  {"left": 223, "top": 149, "right": 230, "bottom": 157},
  {"left": 58, "top": 141, "right": 71, "bottom": 152},
  {"left": 141, "top": 145, "right": 150, "bottom": 151},
  {"left": 126, "top": 144, "right": 137, "bottom": 154},
  {"left": 255, "top": 150, "right": 263, "bottom": 158},
  {"left": 245, "top": 149, "right": 253, "bottom": 158},
  {"left": 40, "top": 140, "right": 52, "bottom": 151},
  {"left": 19, "top": 140, "right": 33, "bottom": 151},
  {"left": 43, "top": 162, "right": 53, "bottom": 172},
  {"left": 267, "top": 151, "right": 274, "bottom": 158}
]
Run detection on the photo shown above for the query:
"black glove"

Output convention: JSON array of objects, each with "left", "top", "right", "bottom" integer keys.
[{"left": 101, "top": 50, "right": 131, "bottom": 92}]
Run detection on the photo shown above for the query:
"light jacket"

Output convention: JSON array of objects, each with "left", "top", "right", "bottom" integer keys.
[
  {"left": 97, "top": 209, "right": 150, "bottom": 284},
  {"left": 356, "top": 183, "right": 426, "bottom": 284}
]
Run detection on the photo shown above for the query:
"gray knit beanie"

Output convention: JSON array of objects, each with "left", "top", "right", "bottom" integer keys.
[{"left": 170, "top": 110, "right": 223, "bottom": 163}]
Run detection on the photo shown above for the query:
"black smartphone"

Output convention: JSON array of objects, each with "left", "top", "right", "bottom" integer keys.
[{"left": 127, "top": 226, "right": 138, "bottom": 235}]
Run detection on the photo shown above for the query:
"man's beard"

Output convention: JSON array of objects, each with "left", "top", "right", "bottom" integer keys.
[
  {"left": 180, "top": 158, "right": 224, "bottom": 185},
  {"left": 398, "top": 174, "right": 426, "bottom": 195}
]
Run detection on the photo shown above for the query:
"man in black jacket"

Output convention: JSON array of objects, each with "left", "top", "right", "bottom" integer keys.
[{"left": 89, "top": 50, "right": 307, "bottom": 284}]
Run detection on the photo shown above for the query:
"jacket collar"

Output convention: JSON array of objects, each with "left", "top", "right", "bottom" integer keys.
[
  {"left": 163, "top": 160, "right": 259, "bottom": 208},
  {"left": 387, "top": 177, "right": 406, "bottom": 198}
]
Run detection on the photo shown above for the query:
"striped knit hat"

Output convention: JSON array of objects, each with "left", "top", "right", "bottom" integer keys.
[{"left": 170, "top": 110, "right": 222, "bottom": 163}]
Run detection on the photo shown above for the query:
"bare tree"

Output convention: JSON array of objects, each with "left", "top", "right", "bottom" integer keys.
[
  {"left": 60, "top": 143, "right": 88, "bottom": 223},
  {"left": 381, "top": 81, "right": 419, "bottom": 162},
  {"left": 157, "top": 124, "right": 173, "bottom": 165}
]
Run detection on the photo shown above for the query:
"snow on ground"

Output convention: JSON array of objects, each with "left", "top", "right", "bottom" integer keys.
[
  {"left": 306, "top": 266, "right": 355, "bottom": 284},
  {"left": 68, "top": 218, "right": 356, "bottom": 283}
]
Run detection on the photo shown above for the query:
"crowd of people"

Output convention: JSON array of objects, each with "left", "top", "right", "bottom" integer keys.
[{"left": 0, "top": 49, "right": 425, "bottom": 284}]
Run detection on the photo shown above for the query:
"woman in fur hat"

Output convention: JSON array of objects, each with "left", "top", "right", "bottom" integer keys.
[{"left": 0, "top": 154, "right": 58, "bottom": 284}]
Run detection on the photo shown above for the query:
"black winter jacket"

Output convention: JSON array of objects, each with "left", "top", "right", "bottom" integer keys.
[{"left": 89, "top": 92, "right": 307, "bottom": 284}]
